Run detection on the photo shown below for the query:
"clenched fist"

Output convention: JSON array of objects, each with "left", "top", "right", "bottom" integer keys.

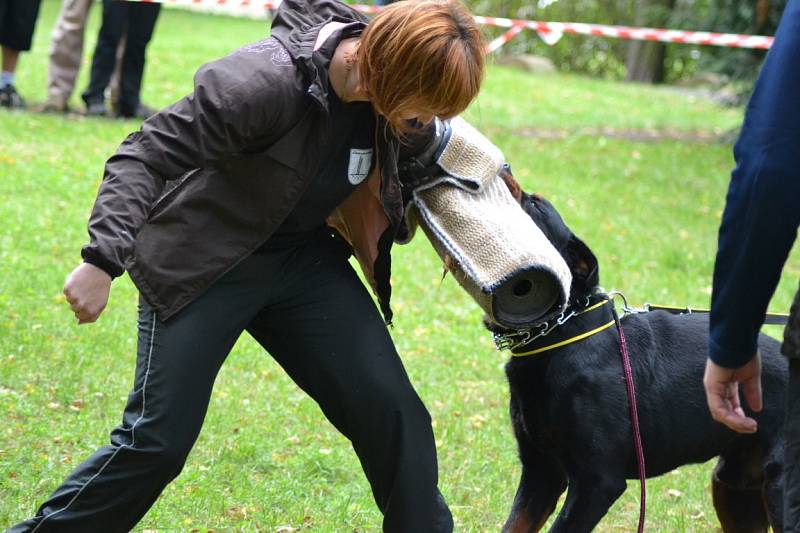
[{"left": 64, "top": 263, "right": 112, "bottom": 324}]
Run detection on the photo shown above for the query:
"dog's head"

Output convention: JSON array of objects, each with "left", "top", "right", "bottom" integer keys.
[
  {"left": 519, "top": 193, "right": 600, "bottom": 303},
  {"left": 498, "top": 168, "right": 600, "bottom": 312}
]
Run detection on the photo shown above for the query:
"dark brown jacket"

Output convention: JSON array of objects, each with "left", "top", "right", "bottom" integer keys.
[{"left": 82, "top": 0, "right": 427, "bottom": 323}]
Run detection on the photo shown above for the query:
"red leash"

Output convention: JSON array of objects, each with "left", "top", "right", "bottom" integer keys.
[{"left": 612, "top": 305, "right": 646, "bottom": 533}]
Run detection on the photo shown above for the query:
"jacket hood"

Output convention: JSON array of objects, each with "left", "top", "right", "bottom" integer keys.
[{"left": 271, "top": 0, "right": 367, "bottom": 106}]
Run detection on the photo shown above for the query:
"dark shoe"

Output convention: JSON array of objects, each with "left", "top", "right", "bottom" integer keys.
[
  {"left": 85, "top": 100, "right": 108, "bottom": 117},
  {"left": 0, "top": 85, "right": 26, "bottom": 109},
  {"left": 117, "top": 102, "right": 157, "bottom": 120}
]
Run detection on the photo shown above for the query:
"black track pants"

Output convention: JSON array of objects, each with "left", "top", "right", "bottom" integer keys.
[{"left": 7, "top": 231, "right": 453, "bottom": 533}]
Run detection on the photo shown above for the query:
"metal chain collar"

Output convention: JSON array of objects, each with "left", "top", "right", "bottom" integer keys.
[
  {"left": 493, "top": 289, "right": 652, "bottom": 352},
  {"left": 493, "top": 296, "right": 589, "bottom": 352}
]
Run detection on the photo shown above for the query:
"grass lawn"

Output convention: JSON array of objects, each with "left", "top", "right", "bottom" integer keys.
[{"left": 1, "top": 1, "right": 797, "bottom": 531}]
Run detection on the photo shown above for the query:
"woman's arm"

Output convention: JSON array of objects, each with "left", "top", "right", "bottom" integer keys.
[
  {"left": 81, "top": 54, "right": 292, "bottom": 278},
  {"left": 64, "top": 46, "right": 297, "bottom": 325}
]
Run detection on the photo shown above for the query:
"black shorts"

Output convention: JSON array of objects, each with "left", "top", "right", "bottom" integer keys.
[{"left": 0, "top": 0, "right": 43, "bottom": 51}]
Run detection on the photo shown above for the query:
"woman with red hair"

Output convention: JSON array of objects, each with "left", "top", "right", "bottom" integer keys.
[{"left": 8, "top": 1, "right": 484, "bottom": 531}]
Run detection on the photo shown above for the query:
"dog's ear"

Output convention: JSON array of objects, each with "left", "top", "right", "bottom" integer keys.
[
  {"left": 564, "top": 235, "right": 600, "bottom": 297},
  {"left": 499, "top": 165, "right": 523, "bottom": 203}
]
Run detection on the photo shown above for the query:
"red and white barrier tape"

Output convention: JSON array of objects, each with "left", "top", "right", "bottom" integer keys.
[
  {"left": 132, "top": 0, "right": 774, "bottom": 51},
  {"left": 474, "top": 16, "right": 774, "bottom": 50},
  {"left": 487, "top": 23, "right": 526, "bottom": 53}
]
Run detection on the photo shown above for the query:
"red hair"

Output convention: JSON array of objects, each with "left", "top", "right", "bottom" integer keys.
[{"left": 357, "top": 0, "right": 485, "bottom": 131}]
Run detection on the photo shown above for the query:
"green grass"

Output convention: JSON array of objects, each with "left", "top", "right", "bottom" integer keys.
[{"left": 1, "top": 1, "right": 798, "bottom": 531}]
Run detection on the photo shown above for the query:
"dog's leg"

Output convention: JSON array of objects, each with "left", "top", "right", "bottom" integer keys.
[
  {"left": 762, "top": 448, "right": 784, "bottom": 533},
  {"left": 546, "top": 474, "right": 626, "bottom": 533},
  {"left": 501, "top": 396, "right": 567, "bottom": 533},
  {"left": 501, "top": 448, "right": 567, "bottom": 533},
  {"left": 712, "top": 456, "right": 770, "bottom": 533}
]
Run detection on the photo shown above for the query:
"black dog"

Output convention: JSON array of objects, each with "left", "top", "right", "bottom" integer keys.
[{"left": 490, "top": 181, "right": 788, "bottom": 532}]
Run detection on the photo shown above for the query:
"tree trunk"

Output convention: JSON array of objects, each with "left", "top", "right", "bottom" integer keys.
[
  {"left": 624, "top": 0, "right": 676, "bottom": 84},
  {"left": 625, "top": 40, "right": 667, "bottom": 83}
]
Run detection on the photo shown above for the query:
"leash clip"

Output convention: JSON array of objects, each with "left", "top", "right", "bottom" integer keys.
[{"left": 607, "top": 290, "right": 644, "bottom": 316}]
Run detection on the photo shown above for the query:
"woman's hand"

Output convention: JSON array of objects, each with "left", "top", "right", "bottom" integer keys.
[{"left": 63, "top": 263, "right": 112, "bottom": 324}]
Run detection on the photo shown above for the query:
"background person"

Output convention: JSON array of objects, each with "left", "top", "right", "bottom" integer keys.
[
  {"left": 0, "top": 0, "right": 43, "bottom": 109},
  {"left": 42, "top": 0, "right": 122, "bottom": 114},
  {"left": 703, "top": 0, "right": 800, "bottom": 527},
  {"left": 6, "top": 0, "right": 484, "bottom": 531},
  {"left": 81, "top": 0, "right": 161, "bottom": 118}
]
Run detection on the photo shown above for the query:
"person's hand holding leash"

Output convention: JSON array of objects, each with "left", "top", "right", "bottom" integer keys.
[
  {"left": 703, "top": 352, "right": 762, "bottom": 434},
  {"left": 64, "top": 263, "right": 112, "bottom": 324}
]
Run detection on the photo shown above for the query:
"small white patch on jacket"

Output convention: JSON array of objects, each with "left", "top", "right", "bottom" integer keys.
[{"left": 348, "top": 148, "right": 372, "bottom": 185}]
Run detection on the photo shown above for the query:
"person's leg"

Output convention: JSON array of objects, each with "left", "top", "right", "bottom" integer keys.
[
  {"left": 0, "top": 0, "right": 42, "bottom": 74},
  {"left": 0, "top": 46, "right": 22, "bottom": 107},
  {"left": 7, "top": 253, "right": 282, "bottom": 532},
  {"left": 81, "top": 0, "right": 126, "bottom": 112},
  {"left": 46, "top": 0, "right": 94, "bottom": 110},
  {"left": 786, "top": 359, "right": 800, "bottom": 533},
  {"left": 783, "top": 283, "right": 800, "bottom": 532},
  {"left": 107, "top": 32, "right": 124, "bottom": 113},
  {"left": 0, "top": 1, "right": 18, "bottom": 81},
  {"left": 1, "top": 46, "right": 18, "bottom": 76},
  {"left": 0, "top": 0, "right": 42, "bottom": 108},
  {"left": 117, "top": 2, "right": 160, "bottom": 117},
  {"left": 247, "top": 231, "right": 453, "bottom": 533}
]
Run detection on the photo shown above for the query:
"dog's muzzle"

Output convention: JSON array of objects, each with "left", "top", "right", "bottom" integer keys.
[{"left": 403, "top": 118, "right": 572, "bottom": 328}]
